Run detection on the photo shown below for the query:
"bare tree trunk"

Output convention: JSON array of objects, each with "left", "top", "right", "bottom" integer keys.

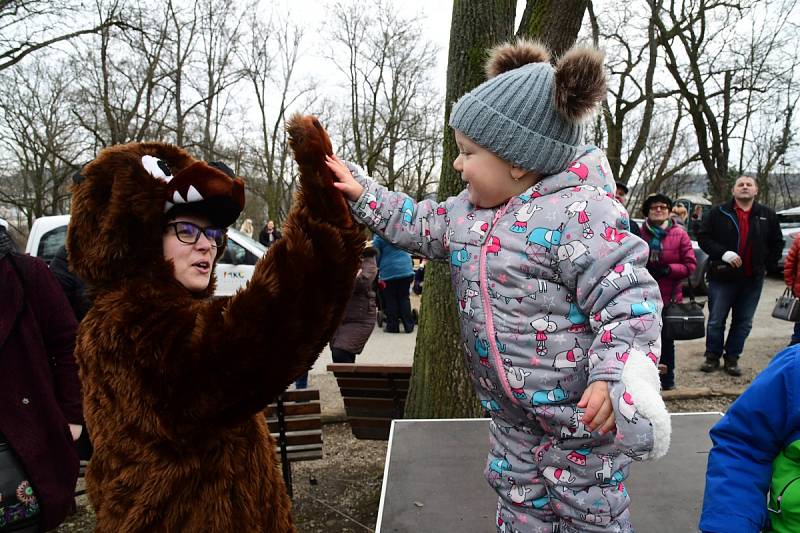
[
  {"left": 517, "top": 0, "right": 588, "bottom": 58},
  {"left": 406, "top": 0, "right": 588, "bottom": 418},
  {"left": 404, "top": 0, "right": 516, "bottom": 418}
]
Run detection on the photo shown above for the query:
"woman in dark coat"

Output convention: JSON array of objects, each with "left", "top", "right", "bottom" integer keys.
[
  {"left": 67, "top": 115, "right": 363, "bottom": 532},
  {"left": 639, "top": 193, "right": 697, "bottom": 390},
  {"left": 0, "top": 242, "right": 82, "bottom": 531},
  {"left": 330, "top": 244, "right": 379, "bottom": 362}
]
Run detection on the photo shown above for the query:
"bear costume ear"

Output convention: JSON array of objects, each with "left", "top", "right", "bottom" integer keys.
[
  {"left": 484, "top": 39, "right": 551, "bottom": 79},
  {"left": 554, "top": 46, "right": 607, "bottom": 122}
]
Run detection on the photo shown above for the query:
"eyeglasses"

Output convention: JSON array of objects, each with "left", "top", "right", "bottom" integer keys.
[
  {"left": 649, "top": 204, "right": 670, "bottom": 211},
  {"left": 165, "top": 221, "right": 226, "bottom": 248}
]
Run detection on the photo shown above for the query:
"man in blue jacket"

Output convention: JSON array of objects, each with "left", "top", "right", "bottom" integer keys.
[{"left": 700, "top": 345, "right": 800, "bottom": 532}]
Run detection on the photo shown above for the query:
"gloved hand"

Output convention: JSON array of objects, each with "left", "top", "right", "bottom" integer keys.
[
  {"left": 722, "top": 251, "right": 742, "bottom": 268},
  {"left": 649, "top": 265, "right": 671, "bottom": 279}
]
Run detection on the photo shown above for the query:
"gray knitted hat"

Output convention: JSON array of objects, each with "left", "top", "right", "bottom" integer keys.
[{"left": 449, "top": 40, "right": 606, "bottom": 176}]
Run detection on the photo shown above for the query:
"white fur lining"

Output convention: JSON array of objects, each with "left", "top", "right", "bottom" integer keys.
[{"left": 621, "top": 348, "right": 671, "bottom": 460}]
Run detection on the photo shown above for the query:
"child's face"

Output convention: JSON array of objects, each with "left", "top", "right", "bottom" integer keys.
[{"left": 453, "top": 130, "right": 518, "bottom": 209}]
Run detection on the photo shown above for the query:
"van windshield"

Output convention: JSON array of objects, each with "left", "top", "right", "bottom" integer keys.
[
  {"left": 778, "top": 212, "right": 800, "bottom": 229},
  {"left": 38, "top": 226, "right": 67, "bottom": 265}
]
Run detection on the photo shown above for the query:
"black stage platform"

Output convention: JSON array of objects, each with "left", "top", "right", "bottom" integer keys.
[{"left": 376, "top": 413, "right": 722, "bottom": 533}]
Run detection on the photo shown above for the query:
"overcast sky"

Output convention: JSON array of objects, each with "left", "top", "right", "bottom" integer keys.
[{"left": 275, "top": 0, "right": 528, "bottom": 93}]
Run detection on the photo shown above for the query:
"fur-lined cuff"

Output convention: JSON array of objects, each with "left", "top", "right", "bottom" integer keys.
[{"left": 619, "top": 348, "right": 671, "bottom": 460}]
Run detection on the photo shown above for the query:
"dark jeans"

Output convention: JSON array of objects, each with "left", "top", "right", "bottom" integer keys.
[
  {"left": 791, "top": 322, "right": 800, "bottom": 345},
  {"left": 294, "top": 372, "right": 308, "bottom": 389},
  {"left": 705, "top": 276, "right": 764, "bottom": 361},
  {"left": 381, "top": 276, "right": 414, "bottom": 333},
  {"left": 660, "top": 334, "right": 675, "bottom": 388},
  {"left": 331, "top": 347, "right": 356, "bottom": 363}
]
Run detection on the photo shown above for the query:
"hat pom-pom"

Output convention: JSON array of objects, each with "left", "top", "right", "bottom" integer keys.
[
  {"left": 485, "top": 39, "right": 551, "bottom": 79},
  {"left": 554, "top": 46, "right": 607, "bottom": 122}
]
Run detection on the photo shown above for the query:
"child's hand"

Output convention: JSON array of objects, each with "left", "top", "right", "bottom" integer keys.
[
  {"left": 578, "top": 381, "right": 617, "bottom": 435},
  {"left": 326, "top": 154, "right": 364, "bottom": 202}
]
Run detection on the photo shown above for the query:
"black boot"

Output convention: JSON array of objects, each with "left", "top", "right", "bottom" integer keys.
[
  {"left": 723, "top": 358, "right": 742, "bottom": 377},
  {"left": 700, "top": 352, "right": 720, "bottom": 373}
]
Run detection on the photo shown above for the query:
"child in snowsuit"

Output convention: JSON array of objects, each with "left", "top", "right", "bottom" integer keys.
[{"left": 328, "top": 40, "right": 670, "bottom": 533}]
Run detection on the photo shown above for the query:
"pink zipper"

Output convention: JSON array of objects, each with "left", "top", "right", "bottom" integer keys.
[{"left": 479, "top": 201, "right": 520, "bottom": 405}]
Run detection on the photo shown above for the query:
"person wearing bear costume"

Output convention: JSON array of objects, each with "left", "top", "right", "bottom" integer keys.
[{"left": 66, "top": 115, "right": 363, "bottom": 532}]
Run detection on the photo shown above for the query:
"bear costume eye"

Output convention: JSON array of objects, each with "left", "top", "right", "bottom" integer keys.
[{"left": 142, "top": 155, "right": 173, "bottom": 182}]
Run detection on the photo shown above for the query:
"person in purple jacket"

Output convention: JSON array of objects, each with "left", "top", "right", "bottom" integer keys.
[
  {"left": 0, "top": 242, "right": 83, "bottom": 532},
  {"left": 638, "top": 193, "right": 697, "bottom": 390}
]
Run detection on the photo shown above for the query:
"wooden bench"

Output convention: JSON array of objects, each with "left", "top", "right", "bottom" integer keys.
[
  {"left": 264, "top": 388, "right": 323, "bottom": 497},
  {"left": 76, "top": 389, "right": 323, "bottom": 500},
  {"left": 327, "top": 364, "right": 412, "bottom": 440}
]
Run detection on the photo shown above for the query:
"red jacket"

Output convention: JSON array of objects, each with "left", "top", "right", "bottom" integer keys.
[
  {"left": 639, "top": 221, "right": 697, "bottom": 304},
  {"left": 0, "top": 253, "right": 81, "bottom": 531},
  {"left": 785, "top": 235, "right": 800, "bottom": 297}
]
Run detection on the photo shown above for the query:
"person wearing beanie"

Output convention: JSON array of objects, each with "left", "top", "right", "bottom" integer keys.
[
  {"left": 66, "top": 115, "right": 364, "bottom": 531},
  {"left": 327, "top": 39, "right": 668, "bottom": 533},
  {"left": 638, "top": 193, "right": 696, "bottom": 390}
]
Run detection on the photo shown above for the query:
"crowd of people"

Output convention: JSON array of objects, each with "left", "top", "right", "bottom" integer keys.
[{"left": 0, "top": 35, "right": 798, "bottom": 533}]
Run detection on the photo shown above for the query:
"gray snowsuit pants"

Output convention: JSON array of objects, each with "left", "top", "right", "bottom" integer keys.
[{"left": 489, "top": 376, "right": 655, "bottom": 533}]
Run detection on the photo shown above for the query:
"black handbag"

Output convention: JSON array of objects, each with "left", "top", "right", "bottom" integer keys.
[
  {"left": 772, "top": 288, "right": 800, "bottom": 322},
  {"left": 0, "top": 439, "right": 40, "bottom": 531},
  {"left": 662, "top": 285, "right": 706, "bottom": 340},
  {"left": 707, "top": 259, "right": 743, "bottom": 282}
]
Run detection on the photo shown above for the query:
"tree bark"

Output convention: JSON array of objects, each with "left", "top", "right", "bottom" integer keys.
[
  {"left": 517, "top": 0, "right": 588, "bottom": 59},
  {"left": 405, "top": 0, "right": 586, "bottom": 419},
  {"left": 404, "top": 0, "right": 515, "bottom": 418}
]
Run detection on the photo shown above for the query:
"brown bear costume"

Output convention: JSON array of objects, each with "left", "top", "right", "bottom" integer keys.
[{"left": 67, "top": 116, "right": 364, "bottom": 532}]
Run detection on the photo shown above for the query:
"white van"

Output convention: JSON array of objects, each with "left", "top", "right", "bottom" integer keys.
[{"left": 25, "top": 215, "right": 267, "bottom": 296}]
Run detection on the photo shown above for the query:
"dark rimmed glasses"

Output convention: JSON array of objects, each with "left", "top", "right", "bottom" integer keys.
[{"left": 165, "top": 221, "right": 226, "bottom": 248}]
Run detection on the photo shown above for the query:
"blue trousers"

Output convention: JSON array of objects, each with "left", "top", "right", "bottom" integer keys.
[{"left": 705, "top": 276, "right": 764, "bottom": 361}]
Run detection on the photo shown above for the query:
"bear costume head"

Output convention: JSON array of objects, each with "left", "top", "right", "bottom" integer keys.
[{"left": 68, "top": 142, "right": 245, "bottom": 298}]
